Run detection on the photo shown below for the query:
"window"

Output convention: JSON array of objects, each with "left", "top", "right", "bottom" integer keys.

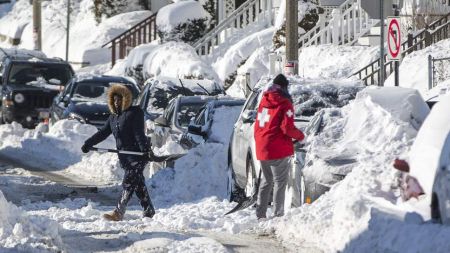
[
  {"left": 176, "top": 102, "right": 205, "bottom": 128},
  {"left": 8, "top": 63, "right": 72, "bottom": 86}
]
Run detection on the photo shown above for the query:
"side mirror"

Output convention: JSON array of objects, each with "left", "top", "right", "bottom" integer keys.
[
  {"left": 154, "top": 116, "right": 169, "bottom": 127},
  {"left": 242, "top": 110, "right": 256, "bottom": 124}
]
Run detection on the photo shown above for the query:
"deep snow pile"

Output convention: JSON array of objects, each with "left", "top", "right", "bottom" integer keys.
[
  {"left": 0, "top": 0, "right": 150, "bottom": 67},
  {"left": 121, "top": 42, "right": 220, "bottom": 83},
  {"left": 298, "top": 45, "right": 379, "bottom": 79},
  {"left": 385, "top": 38, "right": 450, "bottom": 100},
  {"left": 149, "top": 106, "right": 242, "bottom": 205},
  {"left": 0, "top": 120, "right": 121, "bottom": 184},
  {"left": 263, "top": 86, "right": 450, "bottom": 252},
  {"left": 0, "top": 190, "right": 64, "bottom": 252}
]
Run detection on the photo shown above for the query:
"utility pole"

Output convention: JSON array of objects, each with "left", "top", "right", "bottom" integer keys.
[
  {"left": 379, "top": 0, "right": 385, "bottom": 86},
  {"left": 286, "top": 0, "right": 298, "bottom": 75},
  {"left": 66, "top": 0, "right": 70, "bottom": 61},
  {"left": 32, "top": 0, "right": 42, "bottom": 51}
]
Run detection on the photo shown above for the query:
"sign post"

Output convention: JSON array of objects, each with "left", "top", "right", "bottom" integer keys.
[{"left": 387, "top": 16, "right": 401, "bottom": 86}]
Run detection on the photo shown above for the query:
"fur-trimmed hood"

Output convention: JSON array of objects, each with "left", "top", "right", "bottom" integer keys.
[{"left": 107, "top": 83, "right": 133, "bottom": 115}]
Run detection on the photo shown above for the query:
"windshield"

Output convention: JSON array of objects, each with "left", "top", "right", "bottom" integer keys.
[
  {"left": 177, "top": 102, "right": 206, "bottom": 128},
  {"left": 8, "top": 63, "right": 72, "bottom": 86},
  {"left": 71, "top": 82, "right": 139, "bottom": 103}
]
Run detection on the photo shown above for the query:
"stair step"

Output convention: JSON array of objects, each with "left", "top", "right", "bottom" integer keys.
[{"left": 358, "top": 35, "right": 380, "bottom": 46}]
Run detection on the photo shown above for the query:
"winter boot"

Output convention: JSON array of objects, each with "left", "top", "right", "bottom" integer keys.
[
  {"left": 143, "top": 206, "right": 156, "bottom": 218},
  {"left": 103, "top": 210, "right": 123, "bottom": 221}
]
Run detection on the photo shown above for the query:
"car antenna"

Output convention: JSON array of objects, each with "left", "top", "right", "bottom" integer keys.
[
  {"left": 196, "top": 82, "right": 211, "bottom": 95},
  {"left": 178, "top": 78, "right": 188, "bottom": 96}
]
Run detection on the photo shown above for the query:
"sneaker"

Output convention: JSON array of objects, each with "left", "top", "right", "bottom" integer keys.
[{"left": 103, "top": 210, "right": 123, "bottom": 221}]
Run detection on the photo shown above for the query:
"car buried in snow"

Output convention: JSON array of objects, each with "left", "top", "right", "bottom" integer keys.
[
  {"left": 393, "top": 94, "right": 450, "bottom": 224},
  {"left": 0, "top": 50, "right": 74, "bottom": 128},
  {"left": 50, "top": 75, "right": 140, "bottom": 128},
  {"left": 227, "top": 77, "right": 363, "bottom": 206},
  {"left": 179, "top": 97, "right": 245, "bottom": 149}
]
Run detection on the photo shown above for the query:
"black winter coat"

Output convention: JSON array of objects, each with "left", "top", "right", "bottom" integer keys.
[{"left": 84, "top": 106, "right": 149, "bottom": 166}]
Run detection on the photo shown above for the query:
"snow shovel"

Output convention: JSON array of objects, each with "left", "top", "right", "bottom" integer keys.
[
  {"left": 225, "top": 168, "right": 262, "bottom": 215},
  {"left": 89, "top": 147, "right": 184, "bottom": 162}
]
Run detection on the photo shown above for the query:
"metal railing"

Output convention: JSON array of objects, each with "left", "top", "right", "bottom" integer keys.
[
  {"left": 353, "top": 11, "right": 450, "bottom": 85},
  {"left": 193, "top": 0, "right": 272, "bottom": 56},
  {"left": 102, "top": 12, "right": 158, "bottom": 66},
  {"left": 298, "top": 0, "right": 377, "bottom": 48},
  {"left": 428, "top": 55, "right": 450, "bottom": 90}
]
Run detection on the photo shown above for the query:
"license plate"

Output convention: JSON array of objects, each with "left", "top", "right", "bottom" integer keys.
[{"left": 39, "top": 111, "right": 50, "bottom": 119}]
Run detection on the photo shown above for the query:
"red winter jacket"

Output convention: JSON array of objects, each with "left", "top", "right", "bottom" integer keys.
[{"left": 254, "top": 86, "right": 305, "bottom": 161}]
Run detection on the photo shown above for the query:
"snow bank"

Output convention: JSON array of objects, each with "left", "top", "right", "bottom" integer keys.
[
  {"left": 270, "top": 86, "right": 429, "bottom": 252},
  {"left": 213, "top": 28, "right": 275, "bottom": 83},
  {"left": 125, "top": 41, "right": 220, "bottom": 82},
  {"left": 409, "top": 95, "right": 450, "bottom": 196},
  {"left": 0, "top": 190, "right": 64, "bottom": 252},
  {"left": 156, "top": 0, "right": 210, "bottom": 33},
  {"left": 298, "top": 45, "right": 379, "bottom": 79},
  {"left": 0, "top": 120, "right": 122, "bottom": 184},
  {"left": 385, "top": 38, "right": 450, "bottom": 99},
  {"left": 150, "top": 106, "right": 241, "bottom": 204}
]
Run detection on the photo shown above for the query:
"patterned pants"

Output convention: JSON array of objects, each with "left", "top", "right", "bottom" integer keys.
[{"left": 115, "top": 161, "right": 155, "bottom": 216}]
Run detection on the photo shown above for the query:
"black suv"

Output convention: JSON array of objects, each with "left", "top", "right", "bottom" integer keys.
[{"left": 0, "top": 54, "right": 74, "bottom": 127}]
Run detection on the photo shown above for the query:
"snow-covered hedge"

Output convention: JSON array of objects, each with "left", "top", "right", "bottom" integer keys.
[{"left": 156, "top": 0, "right": 211, "bottom": 43}]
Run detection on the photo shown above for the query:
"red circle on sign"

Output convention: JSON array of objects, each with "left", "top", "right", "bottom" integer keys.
[{"left": 388, "top": 19, "right": 401, "bottom": 59}]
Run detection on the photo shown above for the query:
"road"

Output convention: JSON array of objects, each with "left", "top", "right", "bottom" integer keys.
[{"left": 0, "top": 153, "right": 301, "bottom": 253}]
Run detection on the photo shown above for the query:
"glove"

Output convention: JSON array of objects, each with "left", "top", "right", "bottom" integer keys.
[
  {"left": 147, "top": 149, "right": 168, "bottom": 163},
  {"left": 81, "top": 144, "right": 91, "bottom": 153}
]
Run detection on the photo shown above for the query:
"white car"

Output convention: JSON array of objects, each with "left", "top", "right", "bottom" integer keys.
[{"left": 394, "top": 94, "right": 450, "bottom": 224}]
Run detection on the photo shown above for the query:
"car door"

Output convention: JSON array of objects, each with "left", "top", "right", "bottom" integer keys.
[{"left": 232, "top": 90, "right": 261, "bottom": 186}]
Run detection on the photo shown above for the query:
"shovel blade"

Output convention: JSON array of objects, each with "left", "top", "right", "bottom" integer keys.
[{"left": 225, "top": 195, "right": 257, "bottom": 215}]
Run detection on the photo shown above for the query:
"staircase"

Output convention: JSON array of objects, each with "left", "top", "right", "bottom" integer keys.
[
  {"left": 102, "top": 13, "right": 158, "bottom": 66},
  {"left": 192, "top": 0, "right": 273, "bottom": 58},
  {"left": 353, "top": 11, "right": 450, "bottom": 86},
  {"left": 298, "top": 0, "right": 378, "bottom": 48}
]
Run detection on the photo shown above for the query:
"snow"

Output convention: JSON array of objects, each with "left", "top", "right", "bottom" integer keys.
[
  {"left": 0, "top": 190, "right": 64, "bottom": 252},
  {"left": 409, "top": 95, "right": 450, "bottom": 196},
  {"left": 385, "top": 38, "right": 450, "bottom": 100},
  {"left": 0, "top": 0, "right": 151, "bottom": 68},
  {"left": 298, "top": 45, "right": 380, "bottom": 79},
  {"left": 156, "top": 0, "right": 210, "bottom": 34},
  {"left": 123, "top": 42, "right": 220, "bottom": 82}
]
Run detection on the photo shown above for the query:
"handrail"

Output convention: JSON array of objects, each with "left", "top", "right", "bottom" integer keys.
[
  {"left": 102, "top": 12, "right": 157, "bottom": 48},
  {"left": 193, "top": 0, "right": 270, "bottom": 56},
  {"left": 101, "top": 12, "right": 158, "bottom": 66},
  {"left": 353, "top": 11, "right": 450, "bottom": 85}
]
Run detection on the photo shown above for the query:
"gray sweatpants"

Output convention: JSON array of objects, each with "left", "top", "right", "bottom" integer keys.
[{"left": 256, "top": 157, "right": 291, "bottom": 218}]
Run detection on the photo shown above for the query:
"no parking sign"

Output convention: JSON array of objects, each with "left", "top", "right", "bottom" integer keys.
[{"left": 387, "top": 17, "right": 402, "bottom": 61}]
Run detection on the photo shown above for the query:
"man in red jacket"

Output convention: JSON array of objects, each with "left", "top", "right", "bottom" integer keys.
[{"left": 254, "top": 74, "right": 305, "bottom": 219}]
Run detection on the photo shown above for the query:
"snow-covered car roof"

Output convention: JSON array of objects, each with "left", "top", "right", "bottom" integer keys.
[
  {"left": 409, "top": 94, "right": 450, "bottom": 195},
  {"left": 0, "top": 47, "right": 46, "bottom": 61},
  {"left": 254, "top": 76, "right": 364, "bottom": 118}
]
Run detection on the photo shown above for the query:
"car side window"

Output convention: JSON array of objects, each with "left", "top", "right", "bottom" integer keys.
[{"left": 242, "top": 90, "right": 261, "bottom": 112}]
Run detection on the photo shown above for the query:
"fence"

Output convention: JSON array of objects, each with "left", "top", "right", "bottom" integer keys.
[{"left": 428, "top": 55, "right": 450, "bottom": 90}]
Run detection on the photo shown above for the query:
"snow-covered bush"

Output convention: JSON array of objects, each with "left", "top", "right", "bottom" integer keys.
[
  {"left": 92, "top": 0, "right": 146, "bottom": 23},
  {"left": 156, "top": 1, "right": 211, "bottom": 44}
]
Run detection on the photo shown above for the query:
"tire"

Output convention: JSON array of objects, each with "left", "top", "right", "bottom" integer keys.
[
  {"left": 245, "top": 157, "right": 257, "bottom": 198},
  {"left": 432, "top": 193, "right": 442, "bottom": 223}
]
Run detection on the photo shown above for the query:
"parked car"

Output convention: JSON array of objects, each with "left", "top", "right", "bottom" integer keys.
[
  {"left": 50, "top": 75, "right": 140, "bottom": 128},
  {"left": 0, "top": 52, "right": 74, "bottom": 128},
  {"left": 180, "top": 97, "right": 245, "bottom": 149},
  {"left": 136, "top": 76, "right": 224, "bottom": 122},
  {"left": 227, "top": 77, "right": 363, "bottom": 205},
  {"left": 393, "top": 94, "right": 450, "bottom": 224}
]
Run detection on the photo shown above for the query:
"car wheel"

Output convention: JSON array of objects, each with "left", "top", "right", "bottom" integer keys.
[
  {"left": 432, "top": 193, "right": 442, "bottom": 223},
  {"left": 245, "top": 158, "right": 256, "bottom": 198}
]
